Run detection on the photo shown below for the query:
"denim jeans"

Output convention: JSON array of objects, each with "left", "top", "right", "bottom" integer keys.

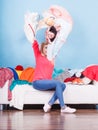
[{"left": 32, "top": 79, "right": 66, "bottom": 108}]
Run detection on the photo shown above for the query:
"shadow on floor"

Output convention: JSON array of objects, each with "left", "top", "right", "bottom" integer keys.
[{"left": 2, "top": 104, "right": 98, "bottom": 110}]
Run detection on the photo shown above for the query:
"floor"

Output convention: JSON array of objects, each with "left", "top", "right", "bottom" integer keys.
[{"left": 0, "top": 106, "right": 98, "bottom": 130}]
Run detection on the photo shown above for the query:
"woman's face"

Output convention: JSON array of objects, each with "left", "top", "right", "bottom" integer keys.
[
  {"left": 42, "top": 44, "right": 48, "bottom": 56},
  {"left": 47, "top": 31, "right": 55, "bottom": 39}
]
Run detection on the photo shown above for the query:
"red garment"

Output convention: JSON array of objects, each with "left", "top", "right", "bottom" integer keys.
[
  {"left": 82, "top": 65, "right": 98, "bottom": 81},
  {"left": 64, "top": 77, "right": 76, "bottom": 82},
  {"left": 32, "top": 40, "right": 54, "bottom": 81}
]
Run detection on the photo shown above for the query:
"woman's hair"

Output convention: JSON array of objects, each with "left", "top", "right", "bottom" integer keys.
[
  {"left": 49, "top": 26, "right": 57, "bottom": 42},
  {"left": 40, "top": 42, "right": 49, "bottom": 54}
]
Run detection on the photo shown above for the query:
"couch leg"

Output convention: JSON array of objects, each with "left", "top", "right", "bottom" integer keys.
[
  {"left": 0, "top": 104, "right": 3, "bottom": 110},
  {"left": 95, "top": 104, "right": 98, "bottom": 109}
]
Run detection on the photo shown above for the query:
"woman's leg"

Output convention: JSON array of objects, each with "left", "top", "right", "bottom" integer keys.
[
  {"left": 32, "top": 80, "right": 66, "bottom": 107},
  {"left": 48, "top": 81, "right": 66, "bottom": 107},
  {"left": 33, "top": 80, "right": 76, "bottom": 113}
]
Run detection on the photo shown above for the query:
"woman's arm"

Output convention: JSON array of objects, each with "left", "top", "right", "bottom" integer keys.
[
  {"left": 32, "top": 40, "right": 40, "bottom": 57},
  {"left": 24, "top": 23, "right": 35, "bottom": 44}
]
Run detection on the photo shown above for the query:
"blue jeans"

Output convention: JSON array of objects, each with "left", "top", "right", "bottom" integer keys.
[{"left": 32, "top": 79, "right": 66, "bottom": 108}]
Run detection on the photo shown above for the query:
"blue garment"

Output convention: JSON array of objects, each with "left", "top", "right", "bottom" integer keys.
[
  {"left": 10, "top": 80, "right": 32, "bottom": 91},
  {"left": 32, "top": 79, "right": 66, "bottom": 108},
  {"left": 52, "top": 68, "right": 64, "bottom": 78},
  {"left": 8, "top": 67, "right": 19, "bottom": 80}
]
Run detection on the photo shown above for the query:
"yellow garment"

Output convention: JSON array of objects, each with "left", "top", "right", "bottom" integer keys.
[{"left": 16, "top": 70, "right": 23, "bottom": 79}]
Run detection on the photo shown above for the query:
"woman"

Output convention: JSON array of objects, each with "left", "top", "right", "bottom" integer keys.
[{"left": 32, "top": 39, "right": 76, "bottom": 113}]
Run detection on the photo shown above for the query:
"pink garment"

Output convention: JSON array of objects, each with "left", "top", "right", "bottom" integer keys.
[
  {"left": 82, "top": 65, "right": 98, "bottom": 81},
  {"left": 49, "top": 5, "right": 73, "bottom": 24},
  {"left": 32, "top": 40, "right": 54, "bottom": 81},
  {"left": 0, "top": 68, "right": 14, "bottom": 100}
]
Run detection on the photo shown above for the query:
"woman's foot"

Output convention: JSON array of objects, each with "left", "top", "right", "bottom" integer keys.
[
  {"left": 61, "top": 106, "right": 76, "bottom": 113},
  {"left": 43, "top": 103, "right": 51, "bottom": 112}
]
